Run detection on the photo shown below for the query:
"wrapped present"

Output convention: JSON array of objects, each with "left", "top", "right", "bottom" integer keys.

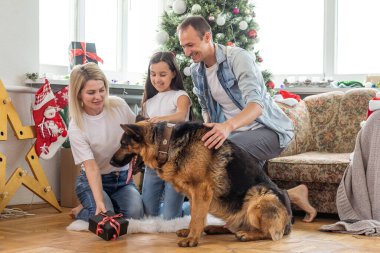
[
  {"left": 88, "top": 211, "right": 128, "bottom": 241},
  {"left": 68, "top": 42, "right": 104, "bottom": 69}
]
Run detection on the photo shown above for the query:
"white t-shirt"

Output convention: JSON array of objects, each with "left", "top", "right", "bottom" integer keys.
[
  {"left": 144, "top": 90, "right": 190, "bottom": 120},
  {"left": 68, "top": 100, "right": 136, "bottom": 174},
  {"left": 205, "top": 63, "right": 263, "bottom": 131}
]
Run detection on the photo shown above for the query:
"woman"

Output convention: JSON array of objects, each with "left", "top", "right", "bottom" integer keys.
[{"left": 68, "top": 62, "right": 143, "bottom": 221}]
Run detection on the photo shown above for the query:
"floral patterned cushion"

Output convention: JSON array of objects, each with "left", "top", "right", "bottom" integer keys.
[
  {"left": 334, "top": 88, "right": 376, "bottom": 152},
  {"left": 276, "top": 100, "right": 314, "bottom": 156},
  {"left": 268, "top": 152, "right": 350, "bottom": 184},
  {"left": 304, "top": 91, "right": 344, "bottom": 152},
  {"left": 304, "top": 88, "right": 376, "bottom": 152}
]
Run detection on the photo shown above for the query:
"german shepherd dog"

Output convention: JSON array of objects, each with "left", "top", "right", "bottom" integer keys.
[{"left": 111, "top": 121, "right": 292, "bottom": 247}]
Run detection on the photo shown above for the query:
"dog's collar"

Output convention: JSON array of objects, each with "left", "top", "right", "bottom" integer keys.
[{"left": 157, "top": 124, "right": 174, "bottom": 168}]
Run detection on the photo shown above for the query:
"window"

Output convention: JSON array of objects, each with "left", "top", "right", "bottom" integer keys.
[
  {"left": 253, "top": 0, "right": 380, "bottom": 83},
  {"left": 254, "top": 0, "right": 324, "bottom": 75},
  {"left": 336, "top": 0, "right": 380, "bottom": 74},
  {"left": 39, "top": 0, "right": 164, "bottom": 84},
  {"left": 39, "top": 0, "right": 71, "bottom": 66}
]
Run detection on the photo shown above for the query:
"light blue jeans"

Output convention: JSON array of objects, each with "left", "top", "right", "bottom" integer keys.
[
  {"left": 142, "top": 168, "right": 185, "bottom": 220},
  {"left": 75, "top": 170, "right": 144, "bottom": 221}
]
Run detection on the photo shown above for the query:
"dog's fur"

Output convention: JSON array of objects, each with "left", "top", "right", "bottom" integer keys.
[{"left": 111, "top": 121, "right": 292, "bottom": 247}]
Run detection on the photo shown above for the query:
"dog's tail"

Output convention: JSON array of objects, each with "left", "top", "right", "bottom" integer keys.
[{"left": 246, "top": 186, "right": 291, "bottom": 241}]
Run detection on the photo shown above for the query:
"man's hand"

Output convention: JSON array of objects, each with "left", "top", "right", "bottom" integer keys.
[{"left": 202, "top": 122, "right": 233, "bottom": 149}]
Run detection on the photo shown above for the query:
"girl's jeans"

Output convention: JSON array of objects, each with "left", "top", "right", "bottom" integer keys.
[
  {"left": 142, "top": 168, "right": 184, "bottom": 220},
  {"left": 75, "top": 170, "right": 144, "bottom": 221}
]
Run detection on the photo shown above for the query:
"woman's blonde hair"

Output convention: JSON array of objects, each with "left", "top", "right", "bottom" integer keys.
[{"left": 69, "top": 62, "right": 125, "bottom": 130}]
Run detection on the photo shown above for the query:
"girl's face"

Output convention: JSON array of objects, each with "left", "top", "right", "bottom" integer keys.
[
  {"left": 149, "top": 61, "right": 176, "bottom": 93},
  {"left": 79, "top": 79, "right": 106, "bottom": 116}
]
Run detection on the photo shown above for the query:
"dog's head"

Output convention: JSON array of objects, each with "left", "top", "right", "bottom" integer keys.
[{"left": 110, "top": 121, "right": 160, "bottom": 169}]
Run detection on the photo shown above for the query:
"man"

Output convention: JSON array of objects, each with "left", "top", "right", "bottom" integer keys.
[{"left": 178, "top": 16, "right": 316, "bottom": 222}]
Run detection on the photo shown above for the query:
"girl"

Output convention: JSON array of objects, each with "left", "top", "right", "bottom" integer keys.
[
  {"left": 68, "top": 62, "right": 144, "bottom": 221},
  {"left": 141, "top": 52, "right": 191, "bottom": 219}
]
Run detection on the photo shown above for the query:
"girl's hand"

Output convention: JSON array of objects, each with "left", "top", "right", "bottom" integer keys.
[
  {"left": 202, "top": 122, "right": 233, "bottom": 149},
  {"left": 148, "top": 116, "right": 164, "bottom": 123}
]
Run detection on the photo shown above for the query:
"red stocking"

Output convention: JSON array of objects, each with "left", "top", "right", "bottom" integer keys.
[{"left": 33, "top": 79, "right": 68, "bottom": 159}]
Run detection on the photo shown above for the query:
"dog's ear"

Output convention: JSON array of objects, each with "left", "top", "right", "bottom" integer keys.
[
  {"left": 135, "top": 114, "right": 147, "bottom": 123},
  {"left": 120, "top": 124, "right": 143, "bottom": 142}
]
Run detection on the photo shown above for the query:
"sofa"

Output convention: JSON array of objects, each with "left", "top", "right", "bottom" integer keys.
[{"left": 267, "top": 88, "right": 377, "bottom": 214}]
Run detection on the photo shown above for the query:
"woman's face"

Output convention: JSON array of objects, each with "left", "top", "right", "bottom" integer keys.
[
  {"left": 79, "top": 79, "right": 106, "bottom": 115},
  {"left": 149, "top": 61, "right": 176, "bottom": 93}
]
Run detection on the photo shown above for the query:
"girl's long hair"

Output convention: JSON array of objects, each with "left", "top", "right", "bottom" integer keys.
[{"left": 141, "top": 52, "right": 185, "bottom": 116}]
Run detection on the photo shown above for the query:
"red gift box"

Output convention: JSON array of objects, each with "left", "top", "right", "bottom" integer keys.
[
  {"left": 68, "top": 41, "right": 104, "bottom": 69},
  {"left": 88, "top": 211, "right": 129, "bottom": 241}
]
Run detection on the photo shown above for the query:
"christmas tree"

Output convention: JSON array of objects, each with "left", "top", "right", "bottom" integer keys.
[{"left": 157, "top": 0, "right": 274, "bottom": 118}]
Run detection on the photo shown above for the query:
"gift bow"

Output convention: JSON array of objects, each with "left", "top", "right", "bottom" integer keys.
[
  {"left": 69, "top": 42, "right": 104, "bottom": 65},
  {"left": 96, "top": 213, "right": 123, "bottom": 240}
]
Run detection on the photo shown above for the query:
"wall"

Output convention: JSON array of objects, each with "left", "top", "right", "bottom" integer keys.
[{"left": 0, "top": 0, "right": 60, "bottom": 205}]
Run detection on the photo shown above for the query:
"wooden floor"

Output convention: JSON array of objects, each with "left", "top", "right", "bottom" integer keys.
[{"left": 1, "top": 205, "right": 379, "bottom": 253}]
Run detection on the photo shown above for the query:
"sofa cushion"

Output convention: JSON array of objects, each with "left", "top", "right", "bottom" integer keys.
[
  {"left": 334, "top": 88, "right": 376, "bottom": 153},
  {"left": 304, "top": 91, "right": 344, "bottom": 152},
  {"left": 267, "top": 152, "right": 350, "bottom": 184},
  {"left": 304, "top": 88, "right": 376, "bottom": 153},
  {"left": 277, "top": 100, "right": 315, "bottom": 156}
]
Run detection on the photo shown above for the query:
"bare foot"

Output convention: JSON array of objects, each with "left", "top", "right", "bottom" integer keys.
[
  {"left": 287, "top": 184, "right": 317, "bottom": 222},
  {"left": 69, "top": 204, "right": 83, "bottom": 219}
]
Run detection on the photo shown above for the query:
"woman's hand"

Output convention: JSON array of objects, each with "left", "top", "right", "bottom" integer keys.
[{"left": 95, "top": 202, "right": 107, "bottom": 215}]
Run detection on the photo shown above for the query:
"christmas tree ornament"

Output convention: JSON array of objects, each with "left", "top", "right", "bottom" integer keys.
[
  {"left": 216, "top": 14, "right": 226, "bottom": 26},
  {"left": 33, "top": 79, "right": 68, "bottom": 159},
  {"left": 239, "top": 20, "right": 248, "bottom": 30},
  {"left": 191, "top": 4, "right": 202, "bottom": 14},
  {"left": 172, "top": 0, "right": 186, "bottom": 15},
  {"left": 240, "top": 36, "right": 248, "bottom": 43},
  {"left": 208, "top": 15, "right": 215, "bottom": 21},
  {"left": 257, "top": 56, "right": 263, "bottom": 63},
  {"left": 183, "top": 67, "right": 191, "bottom": 76},
  {"left": 227, "top": 41, "right": 235, "bottom": 47},
  {"left": 233, "top": 7, "right": 240, "bottom": 15},
  {"left": 248, "top": 29, "right": 257, "bottom": 38},
  {"left": 156, "top": 30, "right": 169, "bottom": 45},
  {"left": 266, "top": 80, "right": 275, "bottom": 89},
  {"left": 215, "top": 33, "right": 225, "bottom": 40}
]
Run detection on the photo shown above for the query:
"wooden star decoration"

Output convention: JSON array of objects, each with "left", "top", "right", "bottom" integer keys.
[{"left": 0, "top": 80, "right": 61, "bottom": 212}]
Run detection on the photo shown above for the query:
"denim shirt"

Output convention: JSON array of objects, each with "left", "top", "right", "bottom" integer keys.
[{"left": 190, "top": 43, "right": 294, "bottom": 148}]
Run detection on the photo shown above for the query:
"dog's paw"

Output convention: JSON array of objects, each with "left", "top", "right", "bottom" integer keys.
[
  {"left": 204, "top": 225, "right": 231, "bottom": 235},
  {"left": 177, "top": 237, "right": 198, "bottom": 247},
  {"left": 235, "top": 231, "right": 252, "bottom": 242},
  {"left": 176, "top": 228, "right": 190, "bottom": 237}
]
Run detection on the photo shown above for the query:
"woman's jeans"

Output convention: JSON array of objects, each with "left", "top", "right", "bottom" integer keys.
[
  {"left": 142, "top": 168, "right": 184, "bottom": 220},
  {"left": 75, "top": 170, "right": 144, "bottom": 221}
]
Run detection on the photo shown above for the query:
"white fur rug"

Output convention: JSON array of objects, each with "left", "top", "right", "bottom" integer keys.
[{"left": 66, "top": 214, "right": 225, "bottom": 234}]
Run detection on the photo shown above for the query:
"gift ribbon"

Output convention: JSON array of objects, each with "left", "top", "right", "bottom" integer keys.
[
  {"left": 95, "top": 213, "right": 123, "bottom": 240},
  {"left": 69, "top": 42, "right": 104, "bottom": 65}
]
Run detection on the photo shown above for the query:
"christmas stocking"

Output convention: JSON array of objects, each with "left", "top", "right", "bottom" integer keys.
[
  {"left": 33, "top": 79, "right": 68, "bottom": 159},
  {"left": 54, "top": 85, "right": 69, "bottom": 110}
]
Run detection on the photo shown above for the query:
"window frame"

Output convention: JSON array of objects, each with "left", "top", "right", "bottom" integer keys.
[
  {"left": 256, "top": 0, "right": 376, "bottom": 85},
  {"left": 39, "top": 0, "right": 165, "bottom": 83}
]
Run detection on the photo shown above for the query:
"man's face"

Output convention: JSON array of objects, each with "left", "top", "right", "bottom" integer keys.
[{"left": 178, "top": 26, "right": 211, "bottom": 63}]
